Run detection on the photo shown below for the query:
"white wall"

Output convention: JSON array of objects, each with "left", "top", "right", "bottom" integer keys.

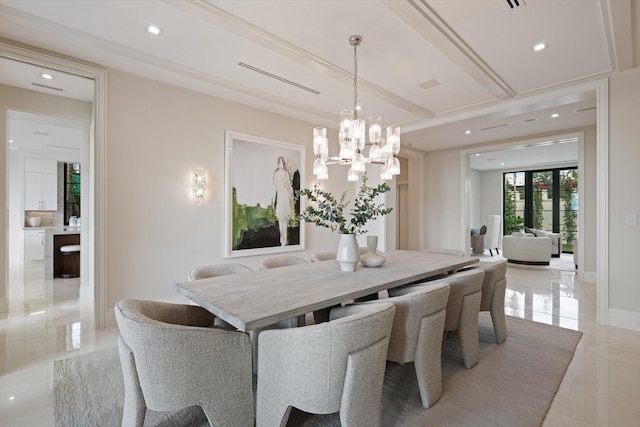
[
  {"left": 608, "top": 67, "right": 640, "bottom": 327},
  {"left": 103, "top": 69, "right": 395, "bottom": 326}
]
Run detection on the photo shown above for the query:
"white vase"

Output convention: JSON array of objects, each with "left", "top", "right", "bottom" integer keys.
[
  {"left": 361, "top": 235, "right": 386, "bottom": 267},
  {"left": 336, "top": 234, "right": 360, "bottom": 272}
]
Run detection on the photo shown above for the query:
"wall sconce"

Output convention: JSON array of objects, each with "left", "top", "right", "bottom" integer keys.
[{"left": 193, "top": 169, "right": 206, "bottom": 203}]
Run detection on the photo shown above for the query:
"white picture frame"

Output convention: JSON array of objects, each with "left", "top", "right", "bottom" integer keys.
[{"left": 224, "top": 131, "right": 305, "bottom": 258}]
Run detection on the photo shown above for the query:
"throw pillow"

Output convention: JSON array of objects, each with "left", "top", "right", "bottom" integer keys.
[
  {"left": 511, "top": 232, "right": 526, "bottom": 237},
  {"left": 524, "top": 233, "right": 536, "bottom": 237},
  {"left": 470, "top": 228, "right": 479, "bottom": 236},
  {"left": 534, "top": 229, "right": 548, "bottom": 237},
  {"left": 524, "top": 226, "right": 535, "bottom": 234}
]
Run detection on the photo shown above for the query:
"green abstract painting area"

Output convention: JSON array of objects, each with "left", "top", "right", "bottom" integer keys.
[{"left": 232, "top": 187, "right": 278, "bottom": 250}]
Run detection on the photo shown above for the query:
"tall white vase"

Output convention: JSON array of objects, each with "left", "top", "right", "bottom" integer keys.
[
  {"left": 336, "top": 234, "right": 360, "bottom": 272},
  {"left": 361, "top": 235, "right": 386, "bottom": 267}
]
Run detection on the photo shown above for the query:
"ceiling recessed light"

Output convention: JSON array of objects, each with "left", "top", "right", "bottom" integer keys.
[
  {"left": 533, "top": 42, "right": 547, "bottom": 52},
  {"left": 551, "top": 113, "right": 559, "bottom": 118},
  {"left": 40, "top": 73, "right": 53, "bottom": 80},
  {"left": 475, "top": 153, "right": 480, "bottom": 156},
  {"left": 145, "top": 24, "right": 163, "bottom": 36},
  {"left": 8, "top": 139, "right": 14, "bottom": 143},
  {"left": 500, "top": 162, "right": 505, "bottom": 166},
  {"left": 465, "top": 130, "right": 471, "bottom": 134}
]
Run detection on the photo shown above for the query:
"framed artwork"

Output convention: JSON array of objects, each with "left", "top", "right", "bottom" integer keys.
[{"left": 224, "top": 131, "right": 305, "bottom": 258}]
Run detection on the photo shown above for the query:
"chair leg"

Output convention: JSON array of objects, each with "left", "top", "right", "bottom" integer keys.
[
  {"left": 490, "top": 278, "right": 507, "bottom": 344},
  {"left": 414, "top": 310, "right": 446, "bottom": 408},
  {"left": 457, "top": 292, "right": 481, "bottom": 369},
  {"left": 118, "top": 337, "right": 147, "bottom": 427}
]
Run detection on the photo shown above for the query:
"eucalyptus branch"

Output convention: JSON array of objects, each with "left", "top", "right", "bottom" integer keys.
[{"left": 296, "top": 174, "right": 392, "bottom": 235}]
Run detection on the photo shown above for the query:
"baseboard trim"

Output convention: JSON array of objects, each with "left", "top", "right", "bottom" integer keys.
[{"left": 608, "top": 308, "right": 640, "bottom": 332}]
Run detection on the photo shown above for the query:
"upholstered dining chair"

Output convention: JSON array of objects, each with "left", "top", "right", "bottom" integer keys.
[
  {"left": 114, "top": 299, "right": 253, "bottom": 427},
  {"left": 369, "top": 282, "right": 450, "bottom": 408},
  {"left": 310, "top": 251, "right": 336, "bottom": 262},
  {"left": 188, "top": 262, "right": 252, "bottom": 280},
  {"left": 259, "top": 255, "right": 308, "bottom": 269},
  {"left": 474, "top": 260, "right": 508, "bottom": 343},
  {"left": 188, "top": 262, "right": 253, "bottom": 329},
  {"left": 311, "top": 247, "right": 368, "bottom": 262},
  {"left": 393, "top": 269, "right": 485, "bottom": 369},
  {"left": 256, "top": 302, "right": 396, "bottom": 427}
]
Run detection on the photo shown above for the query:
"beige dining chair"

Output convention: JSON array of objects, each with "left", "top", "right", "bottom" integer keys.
[
  {"left": 188, "top": 262, "right": 253, "bottom": 329},
  {"left": 188, "top": 262, "right": 252, "bottom": 280},
  {"left": 310, "top": 251, "right": 336, "bottom": 262},
  {"left": 375, "top": 282, "right": 450, "bottom": 408},
  {"left": 114, "top": 299, "right": 253, "bottom": 427},
  {"left": 393, "top": 268, "right": 485, "bottom": 369},
  {"left": 258, "top": 255, "right": 308, "bottom": 269},
  {"left": 256, "top": 302, "right": 395, "bottom": 427},
  {"left": 475, "top": 260, "right": 508, "bottom": 343}
]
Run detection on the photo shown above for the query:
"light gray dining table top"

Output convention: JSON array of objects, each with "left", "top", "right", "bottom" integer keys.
[{"left": 173, "top": 250, "right": 478, "bottom": 332}]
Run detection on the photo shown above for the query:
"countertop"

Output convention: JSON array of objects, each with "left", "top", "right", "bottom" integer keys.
[{"left": 24, "top": 226, "right": 81, "bottom": 233}]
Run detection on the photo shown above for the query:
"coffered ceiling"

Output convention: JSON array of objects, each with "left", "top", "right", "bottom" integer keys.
[{"left": 0, "top": 0, "right": 638, "bottom": 160}]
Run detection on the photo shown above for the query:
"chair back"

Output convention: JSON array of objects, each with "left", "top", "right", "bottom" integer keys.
[
  {"left": 256, "top": 303, "right": 395, "bottom": 426},
  {"left": 259, "top": 255, "right": 308, "bottom": 269},
  {"left": 382, "top": 283, "right": 450, "bottom": 363},
  {"left": 436, "top": 269, "right": 484, "bottom": 331},
  {"left": 475, "top": 260, "right": 507, "bottom": 311},
  {"left": 311, "top": 251, "right": 336, "bottom": 262},
  {"left": 115, "top": 300, "right": 253, "bottom": 426},
  {"left": 189, "top": 262, "right": 252, "bottom": 280}
]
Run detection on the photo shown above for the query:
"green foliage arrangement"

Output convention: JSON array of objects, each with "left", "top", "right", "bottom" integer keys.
[{"left": 297, "top": 174, "right": 392, "bottom": 235}]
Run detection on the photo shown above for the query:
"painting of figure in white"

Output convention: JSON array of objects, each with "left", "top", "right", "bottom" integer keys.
[
  {"left": 225, "top": 131, "right": 304, "bottom": 257},
  {"left": 273, "top": 156, "right": 295, "bottom": 246}
]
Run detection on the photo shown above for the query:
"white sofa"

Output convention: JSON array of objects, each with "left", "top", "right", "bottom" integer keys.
[
  {"left": 524, "top": 228, "right": 561, "bottom": 257},
  {"left": 502, "top": 233, "right": 552, "bottom": 265}
]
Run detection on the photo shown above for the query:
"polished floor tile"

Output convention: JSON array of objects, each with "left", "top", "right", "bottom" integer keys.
[{"left": 1, "top": 256, "right": 639, "bottom": 426}]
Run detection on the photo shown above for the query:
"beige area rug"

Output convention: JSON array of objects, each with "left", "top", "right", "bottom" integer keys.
[{"left": 53, "top": 313, "right": 582, "bottom": 426}]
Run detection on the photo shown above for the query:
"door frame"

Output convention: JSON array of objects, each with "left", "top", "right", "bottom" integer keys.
[{"left": 460, "top": 78, "right": 608, "bottom": 325}]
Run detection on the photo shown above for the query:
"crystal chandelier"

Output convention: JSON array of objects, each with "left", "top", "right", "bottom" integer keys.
[{"left": 312, "top": 35, "right": 401, "bottom": 182}]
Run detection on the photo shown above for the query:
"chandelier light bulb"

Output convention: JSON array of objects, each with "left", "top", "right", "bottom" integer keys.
[
  {"left": 352, "top": 152, "right": 366, "bottom": 173},
  {"left": 347, "top": 167, "right": 359, "bottom": 182},
  {"left": 380, "top": 164, "right": 392, "bottom": 181},
  {"left": 368, "top": 143, "right": 382, "bottom": 160},
  {"left": 369, "top": 116, "right": 382, "bottom": 144},
  {"left": 388, "top": 157, "right": 401, "bottom": 175},
  {"left": 313, "top": 127, "right": 327, "bottom": 155}
]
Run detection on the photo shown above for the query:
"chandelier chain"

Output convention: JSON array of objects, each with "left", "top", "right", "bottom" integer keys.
[{"left": 353, "top": 42, "right": 358, "bottom": 119}]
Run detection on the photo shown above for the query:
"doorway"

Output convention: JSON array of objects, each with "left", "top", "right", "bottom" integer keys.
[{"left": 1, "top": 41, "right": 107, "bottom": 328}]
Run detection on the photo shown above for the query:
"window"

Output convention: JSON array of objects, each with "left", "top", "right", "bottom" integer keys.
[
  {"left": 64, "top": 163, "right": 81, "bottom": 225},
  {"left": 503, "top": 167, "right": 578, "bottom": 252}
]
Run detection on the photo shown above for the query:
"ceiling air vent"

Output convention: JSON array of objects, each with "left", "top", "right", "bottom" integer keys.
[
  {"left": 574, "top": 106, "right": 596, "bottom": 113},
  {"left": 506, "top": 0, "right": 525, "bottom": 8},
  {"left": 481, "top": 118, "right": 537, "bottom": 131},
  {"left": 238, "top": 62, "right": 320, "bottom": 94},
  {"left": 32, "top": 82, "right": 64, "bottom": 92}
]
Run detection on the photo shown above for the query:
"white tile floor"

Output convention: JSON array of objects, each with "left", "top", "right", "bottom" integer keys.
[{"left": 1, "top": 255, "right": 639, "bottom": 426}]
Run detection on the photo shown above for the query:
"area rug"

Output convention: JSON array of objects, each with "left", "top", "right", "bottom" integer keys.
[{"left": 53, "top": 313, "right": 582, "bottom": 426}]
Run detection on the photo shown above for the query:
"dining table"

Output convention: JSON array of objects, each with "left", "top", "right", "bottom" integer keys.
[{"left": 173, "top": 250, "right": 478, "bottom": 333}]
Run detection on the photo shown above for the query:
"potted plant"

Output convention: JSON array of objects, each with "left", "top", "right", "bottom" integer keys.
[{"left": 297, "top": 174, "right": 392, "bottom": 271}]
